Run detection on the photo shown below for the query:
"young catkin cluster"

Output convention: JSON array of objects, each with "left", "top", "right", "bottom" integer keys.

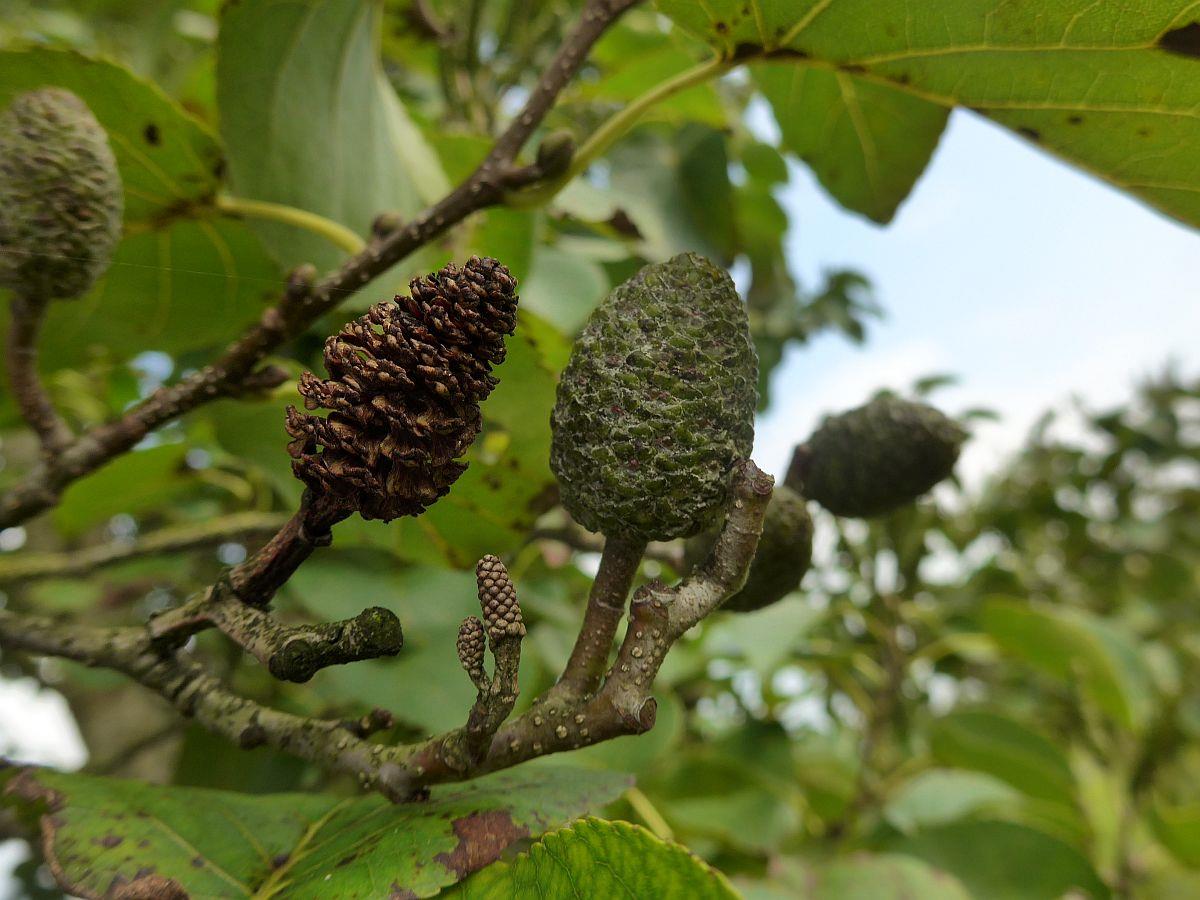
[
  {"left": 456, "top": 616, "right": 487, "bottom": 683},
  {"left": 0, "top": 87, "right": 123, "bottom": 301},
  {"left": 286, "top": 257, "right": 518, "bottom": 521},
  {"left": 549, "top": 253, "right": 757, "bottom": 541},
  {"left": 476, "top": 554, "right": 524, "bottom": 642}
]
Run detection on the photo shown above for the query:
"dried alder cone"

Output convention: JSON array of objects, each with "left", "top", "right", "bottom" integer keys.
[
  {"left": 550, "top": 252, "right": 757, "bottom": 541},
  {"left": 686, "top": 484, "right": 814, "bottom": 613},
  {"left": 287, "top": 257, "right": 518, "bottom": 520},
  {"left": 792, "top": 394, "right": 967, "bottom": 518},
  {"left": 0, "top": 87, "right": 123, "bottom": 301}
]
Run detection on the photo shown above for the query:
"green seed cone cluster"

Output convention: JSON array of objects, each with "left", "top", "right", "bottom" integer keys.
[
  {"left": 286, "top": 257, "right": 518, "bottom": 521},
  {"left": 685, "top": 485, "right": 814, "bottom": 613},
  {"left": 550, "top": 253, "right": 757, "bottom": 541},
  {"left": 794, "top": 394, "right": 966, "bottom": 518},
  {"left": 0, "top": 87, "right": 123, "bottom": 301}
]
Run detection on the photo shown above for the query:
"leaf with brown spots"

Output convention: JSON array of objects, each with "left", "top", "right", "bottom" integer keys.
[
  {"left": 1, "top": 764, "right": 629, "bottom": 898},
  {"left": 658, "top": 0, "right": 1200, "bottom": 230}
]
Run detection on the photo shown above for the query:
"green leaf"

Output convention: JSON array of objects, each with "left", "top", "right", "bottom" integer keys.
[
  {"left": 886, "top": 820, "right": 1110, "bottom": 900},
  {"left": 703, "top": 595, "right": 828, "bottom": 677},
  {"left": 981, "top": 597, "right": 1156, "bottom": 732},
  {"left": 3, "top": 765, "right": 630, "bottom": 898},
  {"left": 217, "top": 0, "right": 448, "bottom": 271},
  {"left": 884, "top": 769, "right": 1021, "bottom": 833},
  {"left": 467, "top": 207, "right": 537, "bottom": 285},
  {"left": 52, "top": 444, "right": 193, "bottom": 536},
  {"left": 520, "top": 244, "right": 610, "bottom": 335},
  {"left": 753, "top": 65, "right": 948, "bottom": 223},
  {"left": 38, "top": 215, "right": 281, "bottom": 367},
  {"left": 650, "top": 745, "right": 802, "bottom": 853},
  {"left": 658, "top": 0, "right": 1200, "bottom": 230},
  {"left": 206, "top": 393, "right": 305, "bottom": 506},
  {"left": 588, "top": 22, "right": 725, "bottom": 126},
  {"left": 607, "top": 133, "right": 736, "bottom": 262},
  {"left": 448, "top": 817, "right": 737, "bottom": 899},
  {"left": 775, "top": 853, "right": 972, "bottom": 900},
  {"left": 293, "top": 562, "right": 484, "bottom": 735},
  {"left": 929, "top": 710, "right": 1077, "bottom": 806},
  {"left": 792, "top": 731, "right": 860, "bottom": 823},
  {"left": 1151, "top": 796, "right": 1200, "bottom": 868},
  {"left": 1139, "top": 868, "right": 1200, "bottom": 899}
]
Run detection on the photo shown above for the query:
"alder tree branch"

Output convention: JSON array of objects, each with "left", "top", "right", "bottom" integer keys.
[
  {"left": 406, "top": 0, "right": 454, "bottom": 43},
  {"left": 0, "top": 462, "right": 772, "bottom": 802},
  {"left": 139, "top": 490, "right": 389, "bottom": 679},
  {"left": 0, "top": 0, "right": 642, "bottom": 530},
  {"left": 204, "top": 601, "right": 404, "bottom": 684},
  {"left": 0, "top": 511, "right": 289, "bottom": 584},
  {"left": 0, "top": 0, "right": 776, "bottom": 811},
  {"left": 5, "top": 293, "right": 73, "bottom": 456}
]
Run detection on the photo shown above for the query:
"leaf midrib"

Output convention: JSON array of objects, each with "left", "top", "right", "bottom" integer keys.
[{"left": 251, "top": 798, "right": 355, "bottom": 899}]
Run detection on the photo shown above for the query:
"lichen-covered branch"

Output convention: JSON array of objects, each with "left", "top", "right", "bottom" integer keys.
[
  {"left": 134, "top": 491, "right": 376, "bottom": 684},
  {"left": 204, "top": 600, "right": 403, "bottom": 683},
  {"left": 0, "top": 462, "right": 771, "bottom": 803},
  {"left": 0, "top": 608, "right": 411, "bottom": 797},
  {"left": 0, "top": 0, "right": 642, "bottom": 530},
  {"left": 477, "top": 461, "right": 774, "bottom": 772}
]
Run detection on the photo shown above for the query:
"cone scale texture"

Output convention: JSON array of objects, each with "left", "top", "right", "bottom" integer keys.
[
  {"left": 287, "top": 257, "right": 518, "bottom": 521},
  {"left": 0, "top": 87, "right": 123, "bottom": 301},
  {"left": 550, "top": 253, "right": 757, "bottom": 541}
]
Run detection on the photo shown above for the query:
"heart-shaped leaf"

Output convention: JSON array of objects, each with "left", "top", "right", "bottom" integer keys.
[{"left": 658, "top": 0, "right": 1200, "bottom": 229}]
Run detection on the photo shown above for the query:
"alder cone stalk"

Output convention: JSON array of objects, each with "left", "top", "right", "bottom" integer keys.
[
  {"left": 286, "top": 257, "right": 518, "bottom": 521},
  {"left": 456, "top": 616, "right": 487, "bottom": 683}
]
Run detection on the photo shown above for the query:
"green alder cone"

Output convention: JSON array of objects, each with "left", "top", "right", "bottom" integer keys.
[
  {"left": 685, "top": 484, "right": 814, "bottom": 613},
  {"left": 550, "top": 252, "right": 757, "bottom": 541},
  {"left": 796, "top": 394, "right": 966, "bottom": 518},
  {"left": 0, "top": 87, "right": 124, "bottom": 301}
]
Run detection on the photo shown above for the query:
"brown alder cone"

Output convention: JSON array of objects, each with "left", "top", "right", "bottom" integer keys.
[
  {"left": 477, "top": 554, "right": 524, "bottom": 642},
  {"left": 286, "top": 257, "right": 518, "bottom": 521}
]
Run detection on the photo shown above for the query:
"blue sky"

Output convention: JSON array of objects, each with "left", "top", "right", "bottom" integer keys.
[{"left": 751, "top": 107, "right": 1200, "bottom": 486}]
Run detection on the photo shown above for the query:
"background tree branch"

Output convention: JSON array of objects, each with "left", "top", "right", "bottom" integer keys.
[
  {"left": 0, "top": 0, "right": 642, "bottom": 531},
  {"left": 0, "top": 511, "right": 288, "bottom": 584}
]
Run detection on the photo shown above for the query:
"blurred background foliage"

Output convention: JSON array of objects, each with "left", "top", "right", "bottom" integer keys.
[{"left": 0, "top": 1, "right": 1197, "bottom": 897}]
